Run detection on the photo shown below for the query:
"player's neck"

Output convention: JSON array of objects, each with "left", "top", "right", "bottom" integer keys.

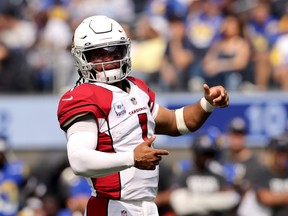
[{"left": 112, "top": 80, "right": 130, "bottom": 93}]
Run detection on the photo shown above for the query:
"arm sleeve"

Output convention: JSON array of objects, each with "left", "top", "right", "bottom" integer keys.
[{"left": 66, "top": 119, "right": 134, "bottom": 178}]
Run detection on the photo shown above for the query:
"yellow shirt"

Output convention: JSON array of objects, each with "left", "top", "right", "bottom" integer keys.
[{"left": 131, "top": 37, "right": 166, "bottom": 74}]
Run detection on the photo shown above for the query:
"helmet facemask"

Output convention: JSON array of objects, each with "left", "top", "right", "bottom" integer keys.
[{"left": 74, "top": 41, "right": 131, "bottom": 84}]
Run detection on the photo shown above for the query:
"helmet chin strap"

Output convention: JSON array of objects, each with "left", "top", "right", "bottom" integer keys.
[{"left": 75, "top": 69, "right": 84, "bottom": 86}]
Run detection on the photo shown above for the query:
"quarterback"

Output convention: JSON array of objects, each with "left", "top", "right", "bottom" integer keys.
[{"left": 57, "top": 15, "right": 229, "bottom": 216}]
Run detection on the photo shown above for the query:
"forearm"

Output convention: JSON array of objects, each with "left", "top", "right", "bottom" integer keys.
[
  {"left": 155, "top": 98, "right": 213, "bottom": 136},
  {"left": 155, "top": 85, "right": 228, "bottom": 136},
  {"left": 176, "top": 98, "right": 214, "bottom": 135},
  {"left": 67, "top": 131, "right": 134, "bottom": 178},
  {"left": 257, "top": 189, "right": 288, "bottom": 206},
  {"left": 182, "top": 100, "right": 212, "bottom": 132}
]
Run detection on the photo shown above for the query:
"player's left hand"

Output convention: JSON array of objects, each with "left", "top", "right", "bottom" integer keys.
[{"left": 203, "top": 84, "right": 229, "bottom": 108}]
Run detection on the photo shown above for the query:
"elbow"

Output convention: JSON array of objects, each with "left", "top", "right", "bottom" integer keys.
[
  {"left": 68, "top": 151, "right": 92, "bottom": 177},
  {"left": 69, "top": 160, "right": 91, "bottom": 177},
  {"left": 71, "top": 168, "right": 86, "bottom": 177}
]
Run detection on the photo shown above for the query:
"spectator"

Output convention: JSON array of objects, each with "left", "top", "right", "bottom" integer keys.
[
  {"left": 186, "top": 0, "right": 223, "bottom": 54},
  {"left": 28, "top": 3, "right": 73, "bottom": 93},
  {"left": 221, "top": 117, "right": 265, "bottom": 215},
  {"left": 170, "top": 132, "right": 240, "bottom": 216},
  {"left": 57, "top": 167, "right": 91, "bottom": 216},
  {"left": 0, "top": 42, "right": 35, "bottom": 93},
  {"left": 0, "top": 137, "right": 30, "bottom": 215},
  {"left": 144, "top": 0, "right": 188, "bottom": 18},
  {"left": 201, "top": 15, "right": 251, "bottom": 91},
  {"left": 0, "top": 1, "right": 36, "bottom": 93},
  {"left": 131, "top": 15, "right": 168, "bottom": 90},
  {"left": 0, "top": 0, "right": 36, "bottom": 50},
  {"left": 186, "top": 0, "right": 224, "bottom": 91},
  {"left": 252, "top": 133, "right": 288, "bottom": 216},
  {"left": 154, "top": 162, "right": 177, "bottom": 216},
  {"left": 18, "top": 196, "right": 46, "bottom": 216},
  {"left": 245, "top": 0, "right": 280, "bottom": 90},
  {"left": 67, "top": 0, "right": 136, "bottom": 23},
  {"left": 159, "top": 10, "right": 194, "bottom": 91},
  {"left": 269, "top": 10, "right": 288, "bottom": 91}
]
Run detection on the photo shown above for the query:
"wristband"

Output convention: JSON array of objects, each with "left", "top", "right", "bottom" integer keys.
[{"left": 200, "top": 97, "right": 215, "bottom": 112}]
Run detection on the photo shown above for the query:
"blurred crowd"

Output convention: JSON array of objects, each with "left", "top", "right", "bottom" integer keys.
[
  {"left": 1, "top": 117, "right": 288, "bottom": 216},
  {"left": 1, "top": 0, "right": 288, "bottom": 94},
  {"left": 0, "top": 135, "right": 91, "bottom": 216},
  {"left": 160, "top": 118, "right": 288, "bottom": 216}
]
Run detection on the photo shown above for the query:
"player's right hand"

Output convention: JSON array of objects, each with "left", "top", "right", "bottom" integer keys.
[{"left": 133, "top": 135, "right": 169, "bottom": 170}]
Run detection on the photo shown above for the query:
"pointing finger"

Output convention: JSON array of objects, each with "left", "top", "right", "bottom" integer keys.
[
  {"left": 203, "top": 84, "right": 210, "bottom": 95},
  {"left": 154, "top": 149, "right": 169, "bottom": 156}
]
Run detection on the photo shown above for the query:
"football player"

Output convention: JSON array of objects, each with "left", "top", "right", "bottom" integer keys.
[{"left": 57, "top": 15, "right": 229, "bottom": 216}]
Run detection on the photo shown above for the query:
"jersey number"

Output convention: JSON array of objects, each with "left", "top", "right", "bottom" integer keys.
[{"left": 138, "top": 113, "right": 148, "bottom": 140}]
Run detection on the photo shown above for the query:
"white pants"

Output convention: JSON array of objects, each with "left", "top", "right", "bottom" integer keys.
[{"left": 85, "top": 197, "right": 159, "bottom": 216}]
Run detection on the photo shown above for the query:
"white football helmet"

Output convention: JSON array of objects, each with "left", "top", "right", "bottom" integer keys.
[{"left": 71, "top": 15, "right": 131, "bottom": 83}]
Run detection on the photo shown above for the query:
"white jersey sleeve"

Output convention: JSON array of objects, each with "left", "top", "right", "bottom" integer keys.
[{"left": 151, "top": 103, "right": 159, "bottom": 120}]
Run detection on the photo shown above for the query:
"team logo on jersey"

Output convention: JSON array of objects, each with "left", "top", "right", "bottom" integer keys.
[
  {"left": 113, "top": 101, "right": 126, "bottom": 116},
  {"left": 62, "top": 95, "right": 73, "bottom": 101},
  {"left": 130, "top": 97, "right": 137, "bottom": 105},
  {"left": 121, "top": 210, "right": 127, "bottom": 216}
]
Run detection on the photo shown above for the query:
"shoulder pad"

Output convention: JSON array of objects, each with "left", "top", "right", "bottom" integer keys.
[{"left": 57, "top": 84, "right": 113, "bottom": 130}]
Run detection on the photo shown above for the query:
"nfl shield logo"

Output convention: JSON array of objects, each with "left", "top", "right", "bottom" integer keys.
[{"left": 131, "top": 97, "right": 137, "bottom": 105}]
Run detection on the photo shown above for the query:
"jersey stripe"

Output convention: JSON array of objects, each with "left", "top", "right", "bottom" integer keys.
[
  {"left": 86, "top": 196, "right": 109, "bottom": 216},
  {"left": 138, "top": 113, "right": 148, "bottom": 141},
  {"left": 92, "top": 132, "right": 121, "bottom": 199}
]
